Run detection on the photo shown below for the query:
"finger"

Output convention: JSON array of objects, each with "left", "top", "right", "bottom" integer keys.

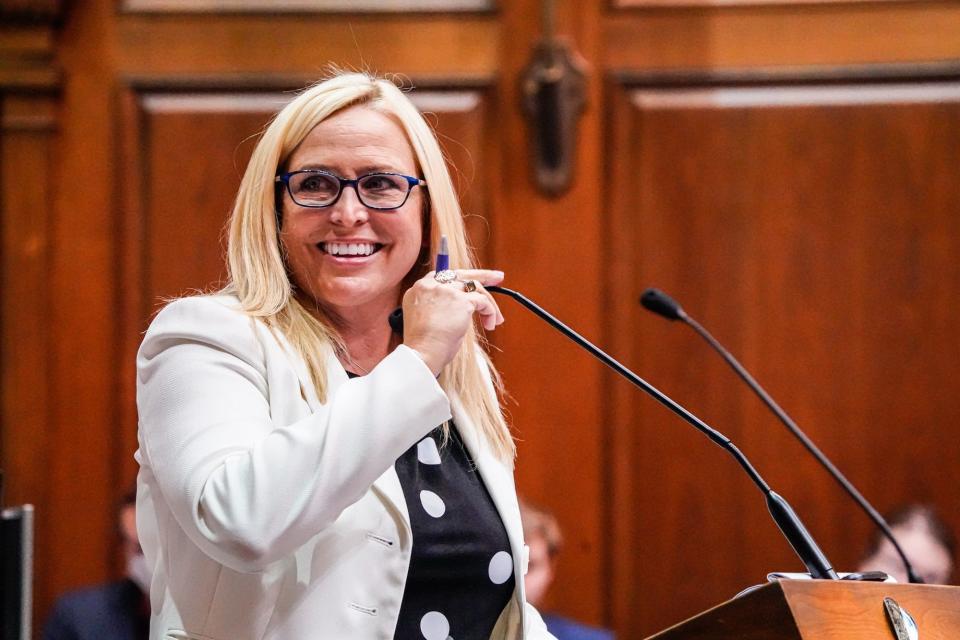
[
  {"left": 466, "top": 292, "right": 500, "bottom": 331},
  {"left": 470, "top": 282, "right": 503, "bottom": 326},
  {"left": 452, "top": 268, "right": 504, "bottom": 287}
]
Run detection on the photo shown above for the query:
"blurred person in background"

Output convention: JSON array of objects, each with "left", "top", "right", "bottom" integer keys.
[
  {"left": 43, "top": 489, "right": 150, "bottom": 640},
  {"left": 520, "top": 499, "right": 614, "bottom": 640},
  {"left": 857, "top": 503, "right": 955, "bottom": 585}
]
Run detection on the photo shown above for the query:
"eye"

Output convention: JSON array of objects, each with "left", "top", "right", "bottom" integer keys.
[
  {"left": 361, "top": 173, "right": 405, "bottom": 193},
  {"left": 294, "top": 172, "right": 338, "bottom": 195}
]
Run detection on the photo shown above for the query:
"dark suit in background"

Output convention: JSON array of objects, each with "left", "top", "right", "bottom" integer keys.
[
  {"left": 543, "top": 613, "right": 615, "bottom": 640},
  {"left": 42, "top": 579, "right": 148, "bottom": 640}
]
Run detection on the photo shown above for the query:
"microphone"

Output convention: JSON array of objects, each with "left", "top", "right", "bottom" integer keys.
[
  {"left": 483, "top": 286, "right": 838, "bottom": 579},
  {"left": 388, "top": 307, "right": 404, "bottom": 336},
  {"left": 640, "top": 286, "right": 922, "bottom": 584},
  {"left": 640, "top": 288, "right": 685, "bottom": 322}
]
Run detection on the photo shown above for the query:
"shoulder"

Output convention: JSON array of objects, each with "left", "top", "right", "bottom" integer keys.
[
  {"left": 139, "top": 293, "right": 262, "bottom": 363},
  {"left": 147, "top": 293, "right": 248, "bottom": 338}
]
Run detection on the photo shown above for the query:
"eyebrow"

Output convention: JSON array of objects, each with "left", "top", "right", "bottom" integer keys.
[{"left": 292, "top": 164, "right": 408, "bottom": 175}]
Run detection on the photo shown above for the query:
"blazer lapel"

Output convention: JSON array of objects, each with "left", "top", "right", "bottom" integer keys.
[{"left": 272, "top": 328, "right": 411, "bottom": 530}]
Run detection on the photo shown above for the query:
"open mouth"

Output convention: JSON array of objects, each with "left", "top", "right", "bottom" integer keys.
[{"left": 318, "top": 242, "right": 383, "bottom": 257}]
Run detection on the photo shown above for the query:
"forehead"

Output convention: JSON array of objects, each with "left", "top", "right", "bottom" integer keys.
[{"left": 286, "top": 105, "right": 417, "bottom": 173}]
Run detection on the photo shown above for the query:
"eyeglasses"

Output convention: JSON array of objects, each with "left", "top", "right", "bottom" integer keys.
[{"left": 275, "top": 169, "right": 427, "bottom": 211}]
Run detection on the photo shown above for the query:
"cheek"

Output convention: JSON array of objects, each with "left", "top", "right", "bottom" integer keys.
[
  {"left": 385, "top": 207, "right": 425, "bottom": 256},
  {"left": 278, "top": 222, "right": 317, "bottom": 286}
]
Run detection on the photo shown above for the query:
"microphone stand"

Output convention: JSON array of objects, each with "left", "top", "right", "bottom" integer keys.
[
  {"left": 487, "top": 285, "right": 838, "bottom": 580},
  {"left": 647, "top": 293, "right": 922, "bottom": 584}
]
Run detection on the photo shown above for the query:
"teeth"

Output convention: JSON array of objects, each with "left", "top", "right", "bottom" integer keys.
[{"left": 324, "top": 242, "right": 376, "bottom": 256}]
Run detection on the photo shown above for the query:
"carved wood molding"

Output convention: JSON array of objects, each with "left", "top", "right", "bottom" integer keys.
[
  {"left": 0, "top": 0, "right": 65, "bottom": 23},
  {"left": 612, "top": 0, "right": 925, "bottom": 8},
  {"left": 610, "top": 60, "right": 960, "bottom": 88},
  {"left": 120, "top": 0, "right": 492, "bottom": 13},
  {"left": 0, "top": 0, "right": 64, "bottom": 92}
]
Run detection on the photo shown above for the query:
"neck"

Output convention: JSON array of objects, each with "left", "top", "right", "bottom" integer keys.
[{"left": 319, "top": 297, "right": 400, "bottom": 374}]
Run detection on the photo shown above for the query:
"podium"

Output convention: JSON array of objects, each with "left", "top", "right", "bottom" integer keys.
[{"left": 646, "top": 580, "right": 960, "bottom": 639}]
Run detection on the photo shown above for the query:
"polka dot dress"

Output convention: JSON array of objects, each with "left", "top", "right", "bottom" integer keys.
[{"left": 393, "top": 422, "right": 516, "bottom": 640}]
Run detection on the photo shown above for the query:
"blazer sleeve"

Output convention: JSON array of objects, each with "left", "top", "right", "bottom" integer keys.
[{"left": 136, "top": 295, "right": 452, "bottom": 573}]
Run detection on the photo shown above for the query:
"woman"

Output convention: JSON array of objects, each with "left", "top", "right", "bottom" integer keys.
[{"left": 135, "top": 72, "right": 554, "bottom": 640}]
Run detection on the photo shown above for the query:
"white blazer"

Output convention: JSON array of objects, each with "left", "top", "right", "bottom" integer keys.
[{"left": 135, "top": 294, "right": 554, "bottom": 640}]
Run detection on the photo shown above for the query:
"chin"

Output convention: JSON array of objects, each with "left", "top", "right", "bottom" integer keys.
[{"left": 311, "top": 279, "right": 401, "bottom": 311}]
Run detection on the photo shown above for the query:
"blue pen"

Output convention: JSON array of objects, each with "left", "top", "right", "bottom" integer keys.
[{"left": 435, "top": 235, "right": 449, "bottom": 272}]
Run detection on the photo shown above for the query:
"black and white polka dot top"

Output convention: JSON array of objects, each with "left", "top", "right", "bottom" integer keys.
[{"left": 392, "top": 421, "right": 516, "bottom": 640}]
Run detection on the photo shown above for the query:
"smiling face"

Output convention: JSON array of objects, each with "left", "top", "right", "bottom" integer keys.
[{"left": 279, "top": 105, "right": 426, "bottom": 322}]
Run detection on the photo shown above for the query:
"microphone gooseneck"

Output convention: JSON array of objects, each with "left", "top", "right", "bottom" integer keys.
[
  {"left": 487, "top": 285, "right": 838, "bottom": 580},
  {"left": 639, "top": 286, "right": 922, "bottom": 584}
]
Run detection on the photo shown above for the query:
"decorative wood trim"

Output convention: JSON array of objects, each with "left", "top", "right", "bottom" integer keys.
[
  {"left": 0, "top": 69, "right": 61, "bottom": 92},
  {"left": 611, "top": 61, "right": 960, "bottom": 88},
  {"left": 602, "top": 7, "right": 960, "bottom": 72},
  {"left": 120, "top": 0, "right": 493, "bottom": 13},
  {"left": 630, "top": 82, "right": 960, "bottom": 108},
  {"left": 115, "top": 85, "right": 147, "bottom": 494},
  {"left": 0, "top": 0, "right": 64, "bottom": 23},
  {"left": 612, "top": 0, "right": 927, "bottom": 7},
  {"left": 0, "top": 3, "right": 63, "bottom": 92},
  {"left": 119, "top": 72, "right": 496, "bottom": 92}
]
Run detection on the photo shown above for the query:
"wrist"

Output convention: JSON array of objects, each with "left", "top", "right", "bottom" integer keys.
[{"left": 405, "top": 342, "right": 444, "bottom": 377}]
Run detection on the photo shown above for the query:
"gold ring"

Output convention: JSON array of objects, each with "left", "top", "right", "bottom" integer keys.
[{"left": 462, "top": 280, "right": 478, "bottom": 293}]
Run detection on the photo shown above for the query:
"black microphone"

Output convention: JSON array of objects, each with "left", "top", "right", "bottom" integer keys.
[
  {"left": 640, "top": 286, "right": 922, "bottom": 584},
  {"left": 484, "top": 285, "right": 837, "bottom": 580},
  {"left": 640, "top": 288, "right": 685, "bottom": 322},
  {"left": 388, "top": 307, "right": 404, "bottom": 336}
]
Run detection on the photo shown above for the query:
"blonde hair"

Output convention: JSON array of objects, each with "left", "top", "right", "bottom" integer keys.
[{"left": 224, "top": 71, "right": 514, "bottom": 461}]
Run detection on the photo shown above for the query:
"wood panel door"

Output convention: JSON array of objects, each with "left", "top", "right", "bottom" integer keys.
[
  {"left": 4, "top": 0, "right": 960, "bottom": 637},
  {"left": 606, "top": 71, "right": 960, "bottom": 635}
]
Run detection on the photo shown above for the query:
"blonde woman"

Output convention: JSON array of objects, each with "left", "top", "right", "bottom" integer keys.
[{"left": 135, "top": 72, "right": 555, "bottom": 640}]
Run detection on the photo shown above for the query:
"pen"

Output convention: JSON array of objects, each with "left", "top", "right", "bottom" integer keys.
[{"left": 435, "top": 235, "right": 449, "bottom": 272}]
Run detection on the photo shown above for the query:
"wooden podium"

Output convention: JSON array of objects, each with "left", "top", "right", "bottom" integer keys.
[{"left": 646, "top": 580, "right": 960, "bottom": 639}]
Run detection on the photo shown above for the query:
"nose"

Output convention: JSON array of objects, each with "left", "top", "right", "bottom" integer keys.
[{"left": 329, "top": 184, "right": 370, "bottom": 226}]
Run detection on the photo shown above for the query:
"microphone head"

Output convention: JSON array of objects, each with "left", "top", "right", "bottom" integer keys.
[
  {"left": 388, "top": 307, "right": 404, "bottom": 336},
  {"left": 640, "top": 288, "right": 685, "bottom": 321}
]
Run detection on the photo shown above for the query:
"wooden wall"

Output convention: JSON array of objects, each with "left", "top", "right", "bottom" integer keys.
[{"left": 2, "top": 0, "right": 960, "bottom": 637}]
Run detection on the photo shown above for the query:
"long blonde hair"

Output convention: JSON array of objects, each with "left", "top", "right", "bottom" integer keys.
[{"left": 225, "top": 72, "right": 514, "bottom": 461}]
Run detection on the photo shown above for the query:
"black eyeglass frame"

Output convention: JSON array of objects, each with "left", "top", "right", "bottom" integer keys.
[{"left": 274, "top": 169, "right": 427, "bottom": 211}]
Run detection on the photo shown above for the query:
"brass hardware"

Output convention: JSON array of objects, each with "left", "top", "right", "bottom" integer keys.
[{"left": 520, "top": 0, "right": 587, "bottom": 197}]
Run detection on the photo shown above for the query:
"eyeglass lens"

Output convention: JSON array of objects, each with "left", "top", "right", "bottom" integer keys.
[{"left": 289, "top": 172, "right": 411, "bottom": 208}]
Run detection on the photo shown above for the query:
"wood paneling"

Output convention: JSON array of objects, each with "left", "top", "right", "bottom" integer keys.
[
  {"left": 491, "top": 0, "right": 607, "bottom": 624},
  {"left": 0, "top": 5, "right": 63, "bottom": 634},
  {"left": 6, "top": 0, "right": 960, "bottom": 636},
  {"left": 0, "top": 93, "right": 56, "bottom": 585},
  {"left": 118, "top": 84, "right": 492, "bottom": 316},
  {"left": 115, "top": 84, "right": 496, "bottom": 487},
  {"left": 614, "top": 0, "right": 920, "bottom": 7},
  {"left": 115, "top": 16, "right": 499, "bottom": 77},
  {"left": 606, "top": 73, "right": 960, "bottom": 637},
  {"left": 122, "top": 0, "right": 492, "bottom": 11},
  {"left": 604, "top": 3, "right": 960, "bottom": 70}
]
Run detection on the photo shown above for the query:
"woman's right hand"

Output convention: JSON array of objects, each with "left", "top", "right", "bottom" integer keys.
[{"left": 402, "top": 269, "right": 505, "bottom": 375}]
